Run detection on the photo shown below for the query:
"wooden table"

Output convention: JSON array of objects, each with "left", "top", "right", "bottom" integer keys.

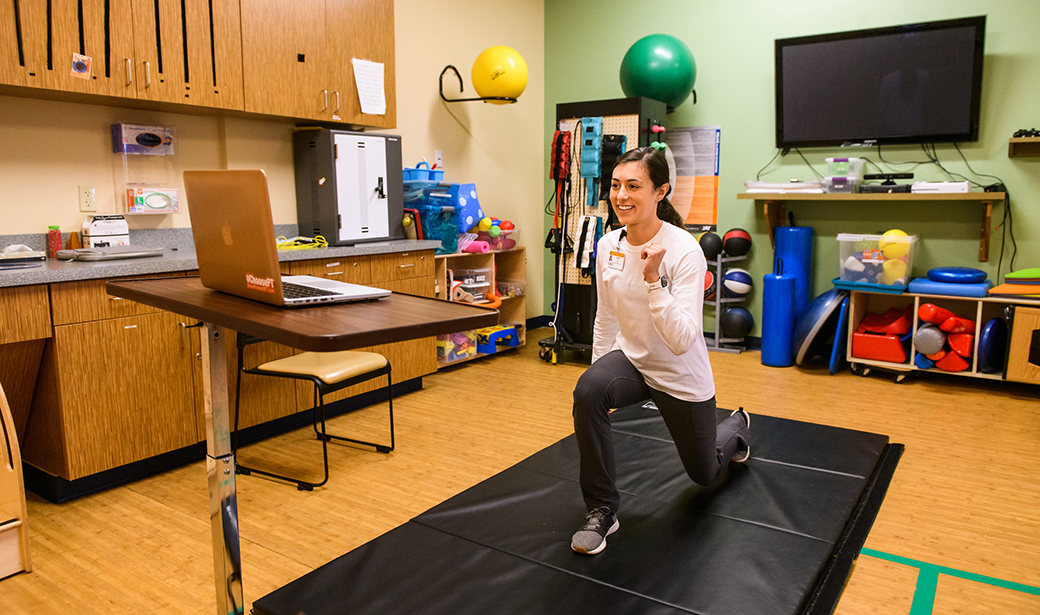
[{"left": 107, "top": 277, "right": 499, "bottom": 615}]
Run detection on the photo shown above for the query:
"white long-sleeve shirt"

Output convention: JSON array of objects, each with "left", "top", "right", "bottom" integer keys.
[{"left": 592, "top": 223, "right": 715, "bottom": 402}]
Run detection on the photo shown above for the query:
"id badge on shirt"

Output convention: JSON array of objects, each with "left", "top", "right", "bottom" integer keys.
[{"left": 606, "top": 250, "right": 625, "bottom": 271}]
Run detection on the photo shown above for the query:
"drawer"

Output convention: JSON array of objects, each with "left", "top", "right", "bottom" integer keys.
[
  {"left": 51, "top": 273, "right": 184, "bottom": 325},
  {"left": 289, "top": 256, "right": 371, "bottom": 284},
  {"left": 0, "top": 284, "right": 52, "bottom": 343},
  {"left": 370, "top": 250, "right": 434, "bottom": 282}
]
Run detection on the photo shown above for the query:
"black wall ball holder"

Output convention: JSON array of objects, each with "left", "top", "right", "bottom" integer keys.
[{"left": 439, "top": 66, "right": 518, "bottom": 104}]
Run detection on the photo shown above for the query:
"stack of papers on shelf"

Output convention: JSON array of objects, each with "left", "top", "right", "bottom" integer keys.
[{"left": 744, "top": 180, "right": 824, "bottom": 194}]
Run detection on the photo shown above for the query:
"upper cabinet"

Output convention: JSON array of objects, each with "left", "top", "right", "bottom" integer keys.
[
  {"left": 240, "top": 0, "right": 396, "bottom": 128},
  {"left": 129, "top": 0, "right": 244, "bottom": 109},
  {"left": 1, "top": 0, "right": 394, "bottom": 127}
]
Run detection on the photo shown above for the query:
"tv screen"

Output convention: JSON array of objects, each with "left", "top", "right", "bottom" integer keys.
[{"left": 775, "top": 16, "right": 986, "bottom": 149}]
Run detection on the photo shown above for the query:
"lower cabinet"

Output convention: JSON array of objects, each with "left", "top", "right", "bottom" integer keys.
[
  {"left": 20, "top": 249, "right": 439, "bottom": 484},
  {"left": 26, "top": 310, "right": 199, "bottom": 480}
]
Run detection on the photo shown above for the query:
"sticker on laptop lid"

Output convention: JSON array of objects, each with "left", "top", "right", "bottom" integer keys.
[{"left": 246, "top": 273, "right": 276, "bottom": 294}]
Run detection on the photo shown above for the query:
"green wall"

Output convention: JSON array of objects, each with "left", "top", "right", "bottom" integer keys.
[{"left": 543, "top": 0, "right": 1040, "bottom": 336}]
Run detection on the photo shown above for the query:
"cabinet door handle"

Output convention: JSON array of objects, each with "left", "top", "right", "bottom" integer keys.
[
  {"left": 334, "top": 91, "right": 340, "bottom": 113},
  {"left": 398, "top": 263, "right": 415, "bottom": 269},
  {"left": 322, "top": 89, "right": 328, "bottom": 111},
  {"left": 326, "top": 262, "right": 341, "bottom": 268},
  {"left": 124, "top": 325, "right": 138, "bottom": 330},
  {"left": 109, "top": 296, "right": 124, "bottom": 301},
  {"left": 326, "top": 271, "right": 344, "bottom": 276},
  {"left": 125, "top": 58, "right": 133, "bottom": 85},
  {"left": 144, "top": 61, "right": 151, "bottom": 88}
]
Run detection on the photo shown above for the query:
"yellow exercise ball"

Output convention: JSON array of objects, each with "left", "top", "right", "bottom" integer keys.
[
  {"left": 471, "top": 46, "right": 528, "bottom": 104},
  {"left": 879, "top": 229, "right": 910, "bottom": 259}
]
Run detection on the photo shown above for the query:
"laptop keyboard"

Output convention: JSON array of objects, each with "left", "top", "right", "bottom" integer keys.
[{"left": 281, "top": 281, "right": 338, "bottom": 299}]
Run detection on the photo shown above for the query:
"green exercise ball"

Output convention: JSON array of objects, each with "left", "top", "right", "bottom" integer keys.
[{"left": 619, "top": 34, "right": 697, "bottom": 110}]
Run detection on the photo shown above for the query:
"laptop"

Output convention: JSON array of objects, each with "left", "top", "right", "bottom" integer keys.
[{"left": 183, "top": 169, "right": 391, "bottom": 307}]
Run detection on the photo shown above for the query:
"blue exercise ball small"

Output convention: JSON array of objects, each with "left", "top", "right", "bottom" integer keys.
[{"left": 620, "top": 34, "right": 697, "bottom": 110}]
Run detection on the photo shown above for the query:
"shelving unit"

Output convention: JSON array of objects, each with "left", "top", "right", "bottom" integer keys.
[
  {"left": 738, "top": 192, "right": 1006, "bottom": 261},
  {"left": 705, "top": 253, "right": 748, "bottom": 353},
  {"left": 434, "top": 247, "right": 526, "bottom": 367},
  {"left": 847, "top": 290, "right": 1040, "bottom": 384},
  {"left": 1008, "top": 136, "right": 1040, "bottom": 157}
]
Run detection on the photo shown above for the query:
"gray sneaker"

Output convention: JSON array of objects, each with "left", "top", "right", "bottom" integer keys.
[
  {"left": 730, "top": 408, "right": 751, "bottom": 463},
  {"left": 571, "top": 506, "right": 619, "bottom": 555}
]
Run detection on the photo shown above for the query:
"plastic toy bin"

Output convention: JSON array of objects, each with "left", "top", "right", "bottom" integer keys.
[
  {"left": 453, "top": 268, "right": 492, "bottom": 285},
  {"left": 496, "top": 279, "right": 525, "bottom": 298},
  {"left": 437, "top": 331, "right": 477, "bottom": 364},
  {"left": 838, "top": 233, "right": 917, "bottom": 287}
]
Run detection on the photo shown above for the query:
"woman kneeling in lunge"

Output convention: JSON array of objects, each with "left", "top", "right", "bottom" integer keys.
[{"left": 570, "top": 146, "right": 750, "bottom": 555}]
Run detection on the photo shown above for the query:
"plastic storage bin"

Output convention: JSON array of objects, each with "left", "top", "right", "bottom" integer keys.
[
  {"left": 458, "top": 281, "right": 490, "bottom": 301},
  {"left": 453, "top": 267, "right": 492, "bottom": 285},
  {"left": 496, "top": 279, "right": 526, "bottom": 298},
  {"left": 826, "top": 157, "right": 865, "bottom": 178},
  {"left": 838, "top": 233, "right": 918, "bottom": 287},
  {"left": 476, "top": 228, "right": 520, "bottom": 251},
  {"left": 437, "top": 331, "right": 477, "bottom": 364}
]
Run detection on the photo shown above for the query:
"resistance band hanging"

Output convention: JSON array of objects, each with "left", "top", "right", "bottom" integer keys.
[
  {"left": 574, "top": 214, "right": 601, "bottom": 276},
  {"left": 580, "top": 118, "right": 603, "bottom": 209}
]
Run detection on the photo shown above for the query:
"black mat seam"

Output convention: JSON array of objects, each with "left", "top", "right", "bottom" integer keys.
[
  {"left": 407, "top": 517, "right": 709, "bottom": 615},
  {"left": 611, "top": 427, "right": 870, "bottom": 479},
  {"left": 476, "top": 463, "right": 834, "bottom": 544}
]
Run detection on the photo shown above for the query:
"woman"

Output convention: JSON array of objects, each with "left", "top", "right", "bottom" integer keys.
[{"left": 570, "top": 146, "right": 750, "bottom": 555}]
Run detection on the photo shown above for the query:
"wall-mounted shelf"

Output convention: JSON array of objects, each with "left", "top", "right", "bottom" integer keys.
[
  {"left": 737, "top": 192, "right": 1006, "bottom": 262},
  {"left": 1008, "top": 137, "right": 1040, "bottom": 158}
]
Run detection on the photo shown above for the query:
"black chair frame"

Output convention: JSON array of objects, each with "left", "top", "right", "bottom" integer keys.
[{"left": 232, "top": 334, "right": 394, "bottom": 491}]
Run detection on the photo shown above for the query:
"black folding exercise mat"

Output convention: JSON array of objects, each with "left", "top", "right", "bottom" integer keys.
[{"left": 254, "top": 404, "right": 902, "bottom": 615}]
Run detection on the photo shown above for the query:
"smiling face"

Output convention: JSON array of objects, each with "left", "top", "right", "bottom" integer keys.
[{"left": 610, "top": 161, "right": 669, "bottom": 231}]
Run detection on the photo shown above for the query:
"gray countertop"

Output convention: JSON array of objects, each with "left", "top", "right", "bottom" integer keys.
[{"left": 0, "top": 238, "right": 443, "bottom": 288}]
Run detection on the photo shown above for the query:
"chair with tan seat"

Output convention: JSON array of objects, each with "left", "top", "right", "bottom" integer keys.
[
  {"left": 0, "top": 383, "right": 32, "bottom": 578},
  {"left": 232, "top": 334, "right": 394, "bottom": 491}
]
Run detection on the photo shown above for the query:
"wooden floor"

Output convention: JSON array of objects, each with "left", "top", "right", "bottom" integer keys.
[{"left": 1, "top": 328, "right": 1038, "bottom": 614}]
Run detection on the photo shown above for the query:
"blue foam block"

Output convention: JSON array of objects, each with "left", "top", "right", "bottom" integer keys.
[{"left": 907, "top": 278, "right": 992, "bottom": 298}]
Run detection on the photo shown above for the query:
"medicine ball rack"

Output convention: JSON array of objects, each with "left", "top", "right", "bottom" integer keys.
[{"left": 706, "top": 253, "right": 748, "bottom": 353}]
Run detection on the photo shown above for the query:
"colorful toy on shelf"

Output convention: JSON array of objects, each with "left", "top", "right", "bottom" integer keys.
[
  {"left": 851, "top": 305, "right": 914, "bottom": 363},
  {"left": 858, "top": 305, "right": 912, "bottom": 336},
  {"left": 837, "top": 232, "right": 916, "bottom": 288},
  {"left": 912, "top": 324, "right": 946, "bottom": 355},
  {"left": 475, "top": 325, "right": 520, "bottom": 354},
  {"left": 437, "top": 331, "right": 477, "bottom": 364},
  {"left": 879, "top": 229, "right": 910, "bottom": 259}
]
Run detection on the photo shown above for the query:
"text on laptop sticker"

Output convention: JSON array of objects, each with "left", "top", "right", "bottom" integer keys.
[{"left": 246, "top": 273, "right": 276, "bottom": 294}]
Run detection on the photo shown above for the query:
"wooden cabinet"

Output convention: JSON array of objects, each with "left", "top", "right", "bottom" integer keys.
[
  {"left": 1, "top": 0, "right": 243, "bottom": 109},
  {"left": 3, "top": 0, "right": 392, "bottom": 126},
  {"left": 16, "top": 248, "right": 434, "bottom": 485},
  {"left": 240, "top": 0, "right": 395, "bottom": 126},
  {"left": 0, "top": 0, "right": 135, "bottom": 95},
  {"left": 129, "top": 0, "right": 244, "bottom": 109}
]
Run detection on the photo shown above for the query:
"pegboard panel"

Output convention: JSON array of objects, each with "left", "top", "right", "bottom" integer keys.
[{"left": 557, "top": 113, "right": 640, "bottom": 285}]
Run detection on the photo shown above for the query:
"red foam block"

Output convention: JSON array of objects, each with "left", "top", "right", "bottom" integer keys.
[
  {"left": 918, "top": 303, "right": 954, "bottom": 325},
  {"left": 851, "top": 332, "right": 907, "bottom": 363},
  {"left": 948, "top": 333, "right": 975, "bottom": 358},
  {"left": 939, "top": 315, "right": 976, "bottom": 334},
  {"left": 935, "top": 351, "right": 970, "bottom": 372}
]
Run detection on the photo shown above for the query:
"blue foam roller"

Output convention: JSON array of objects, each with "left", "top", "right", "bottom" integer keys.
[
  {"left": 774, "top": 227, "right": 814, "bottom": 317},
  {"left": 762, "top": 271, "right": 796, "bottom": 367}
]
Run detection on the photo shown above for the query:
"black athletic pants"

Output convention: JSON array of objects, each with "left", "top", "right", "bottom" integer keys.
[{"left": 572, "top": 349, "right": 749, "bottom": 514}]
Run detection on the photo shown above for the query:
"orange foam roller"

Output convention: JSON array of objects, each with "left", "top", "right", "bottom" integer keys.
[
  {"left": 939, "top": 315, "right": 976, "bottom": 334},
  {"left": 925, "top": 349, "right": 946, "bottom": 361},
  {"left": 935, "top": 351, "right": 970, "bottom": 372},
  {"left": 918, "top": 303, "right": 954, "bottom": 325},
  {"left": 948, "top": 333, "right": 975, "bottom": 358}
]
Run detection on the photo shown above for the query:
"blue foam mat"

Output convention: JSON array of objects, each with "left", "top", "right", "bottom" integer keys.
[{"left": 907, "top": 278, "right": 992, "bottom": 298}]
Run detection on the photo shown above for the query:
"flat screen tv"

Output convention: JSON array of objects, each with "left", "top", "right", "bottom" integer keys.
[{"left": 775, "top": 16, "right": 986, "bottom": 149}]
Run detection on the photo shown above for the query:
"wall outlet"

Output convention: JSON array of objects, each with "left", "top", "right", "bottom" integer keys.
[{"left": 79, "top": 186, "right": 96, "bottom": 212}]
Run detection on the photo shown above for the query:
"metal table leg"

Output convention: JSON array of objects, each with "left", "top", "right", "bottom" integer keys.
[{"left": 201, "top": 323, "right": 244, "bottom": 614}]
